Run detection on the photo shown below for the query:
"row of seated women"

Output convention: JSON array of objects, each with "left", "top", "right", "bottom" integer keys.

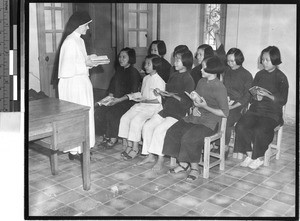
[{"left": 94, "top": 40, "right": 289, "bottom": 181}]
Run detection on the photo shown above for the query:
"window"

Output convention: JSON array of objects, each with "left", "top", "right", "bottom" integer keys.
[{"left": 200, "top": 4, "right": 227, "bottom": 50}]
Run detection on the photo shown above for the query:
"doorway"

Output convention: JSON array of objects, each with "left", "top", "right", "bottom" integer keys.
[{"left": 36, "top": 3, "right": 72, "bottom": 97}]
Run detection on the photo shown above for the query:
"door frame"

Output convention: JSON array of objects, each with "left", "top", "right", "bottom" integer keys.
[{"left": 36, "top": 3, "right": 73, "bottom": 97}]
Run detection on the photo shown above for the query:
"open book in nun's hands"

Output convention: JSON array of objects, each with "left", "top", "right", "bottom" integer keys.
[
  {"left": 249, "top": 86, "right": 272, "bottom": 101},
  {"left": 185, "top": 91, "right": 203, "bottom": 103}
]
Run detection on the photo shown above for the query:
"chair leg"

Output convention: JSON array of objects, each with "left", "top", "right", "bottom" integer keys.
[
  {"left": 264, "top": 146, "right": 271, "bottom": 166},
  {"left": 50, "top": 151, "right": 58, "bottom": 175},
  {"left": 276, "top": 127, "right": 283, "bottom": 160},
  {"left": 203, "top": 137, "right": 211, "bottom": 179},
  {"left": 170, "top": 157, "right": 177, "bottom": 167}
]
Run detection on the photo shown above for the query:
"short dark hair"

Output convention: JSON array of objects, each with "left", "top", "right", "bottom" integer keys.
[
  {"left": 173, "top": 45, "right": 189, "bottom": 58},
  {"left": 196, "top": 44, "right": 214, "bottom": 59},
  {"left": 226, "top": 48, "right": 245, "bottom": 65},
  {"left": 148, "top": 40, "right": 167, "bottom": 56},
  {"left": 202, "top": 56, "right": 225, "bottom": 74},
  {"left": 175, "top": 49, "right": 193, "bottom": 70},
  {"left": 260, "top": 46, "right": 282, "bottom": 65},
  {"left": 145, "top": 54, "right": 162, "bottom": 71},
  {"left": 119, "top": 47, "right": 136, "bottom": 64}
]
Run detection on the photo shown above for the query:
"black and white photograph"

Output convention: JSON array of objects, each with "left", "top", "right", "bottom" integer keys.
[{"left": 0, "top": 0, "right": 298, "bottom": 220}]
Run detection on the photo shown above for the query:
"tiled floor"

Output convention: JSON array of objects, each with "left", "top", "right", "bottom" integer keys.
[{"left": 27, "top": 124, "right": 297, "bottom": 218}]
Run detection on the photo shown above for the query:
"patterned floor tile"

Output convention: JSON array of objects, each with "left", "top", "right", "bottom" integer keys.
[
  {"left": 272, "top": 191, "right": 295, "bottom": 206},
  {"left": 193, "top": 201, "right": 224, "bottom": 216},
  {"left": 42, "top": 184, "right": 70, "bottom": 198},
  {"left": 219, "top": 186, "right": 248, "bottom": 200},
  {"left": 227, "top": 200, "right": 259, "bottom": 216},
  {"left": 29, "top": 191, "right": 53, "bottom": 206},
  {"left": 188, "top": 188, "right": 217, "bottom": 201},
  {"left": 55, "top": 190, "right": 86, "bottom": 205},
  {"left": 231, "top": 179, "right": 257, "bottom": 192},
  {"left": 240, "top": 192, "right": 268, "bottom": 207},
  {"left": 122, "top": 188, "right": 151, "bottom": 202},
  {"left": 241, "top": 173, "right": 268, "bottom": 184},
  {"left": 156, "top": 202, "right": 190, "bottom": 216},
  {"left": 34, "top": 198, "right": 65, "bottom": 214},
  {"left": 138, "top": 182, "right": 166, "bottom": 194},
  {"left": 200, "top": 180, "right": 229, "bottom": 193},
  {"left": 172, "top": 194, "right": 203, "bottom": 210},
  {"left": 249, "top": 185, "right": 278, "bottom": 199},
  {"left": 260, "top": 199, "right": 292, "bottom": 215},
  {"left": 83, "top": 204, "right": 118, "bottom": 216},
  {"left": 68, "top": 197, "right": 100, "bottom": 213},
  {"left": 122, "top": 175, "right": 150, "bottom": 188},
  {"left": 251, "top": 207, "right": 281, "bottom": 217},
  {"left": 212, "top": 174, "right": 240, "bottom": 186},
  {"left": 89, "top": 189, "right": 116, "bottom": 204},
  {"left": 154, "top": 187, "right": 183, "bottom": 201},
  {"left": 121, "top": 203, "right": 154, "bottom": 216},
  {"left": 104, "top": 196, "right": 135, "bottom": 211},
  {"left": 170, "top": 181, "right": 198, "bottom": 193},
  {"left": 139, "top": 195, "right": 169, "bottom": 210},
  {"left": 47, "top": 205, "right": 80, "bottom": 216},
  {"left": 207, "top": 193, "right": 236, "bottom": 208}
]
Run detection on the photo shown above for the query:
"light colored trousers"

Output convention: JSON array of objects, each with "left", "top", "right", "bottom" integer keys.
[
  {"left": 141, "top": 114, "right": 178, "bottom": 156},
  {"left": 118, "top": 103, "right": 162, "bottom": 142}
]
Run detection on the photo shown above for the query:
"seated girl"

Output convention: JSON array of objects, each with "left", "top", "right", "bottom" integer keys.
[
  {"left": 137, "top": 47, "right": 195, "bottom": 171},
  {"left": 148, "top": 40, "right": 172, "bottom": 83},
  {"left": 214, "top": 48, "right": 253, "bottom": 158},
  {"left": 234, "top": 46, "right": 289, "bottom": 169},
  {"left": 118, "top": 54, "right": 166, "bottom": 160},
  {"left": 162, "top": 56, "right": 229, "bottom": 181},
  {"left": 94, "top": 47, "right": 141, "bottom": 147}
]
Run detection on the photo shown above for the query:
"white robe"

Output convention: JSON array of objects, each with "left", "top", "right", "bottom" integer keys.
[{"left": 58, "top": 32, "right": 95, "bottom": 153}]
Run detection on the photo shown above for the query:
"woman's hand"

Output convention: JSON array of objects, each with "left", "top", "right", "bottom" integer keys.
[
  {"left": 257, "top": 90, "right": 274, "bottom": 101},
  {"left": 194, "top": 97, "right": 207, "bottom": 108},
  {"left": 106, "top": 97, "right": 120, "bottom": 106}
]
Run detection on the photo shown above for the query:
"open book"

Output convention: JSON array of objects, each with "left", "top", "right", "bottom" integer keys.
[
  {"left": 127, "top": 92, "right": 144, "bottom": 101},
  {"left": 96, "top": 95, "right": 114, "bottom": 106},
  {"left": 249, "top": 86, "right": 272, "bottom": 100},
  {"left": 185, "top": 91, "right": 203, "bottom": 103}
]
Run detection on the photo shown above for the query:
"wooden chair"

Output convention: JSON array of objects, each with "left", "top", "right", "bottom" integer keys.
[
  {"left": 170, "top": 117, "right": 227, "bottom": 179},
  {"left": 231, "top": 105, "right": 285, "bottom": 166},
  {"left": 263, "top": 106, "right": 286, "bottom": 166}
]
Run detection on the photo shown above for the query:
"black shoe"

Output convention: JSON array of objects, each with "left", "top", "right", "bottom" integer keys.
[{"left": 68, "top": 153, "right": 76, "bottom": 160}]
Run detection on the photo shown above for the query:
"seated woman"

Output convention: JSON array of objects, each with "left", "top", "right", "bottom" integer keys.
[
  {"left": 118, "top": 54, "right": 166, "bottom": 160},
  {"left": 235, "top": 46, "right": 289, "bottom": 169},
  {"left": 162, "top": 56, "right": 229, "bottom": 181},
  {"left": 190, "top": 44, "right": 214, "bottom": 86},
  {"left": 94, "top": 47, "right": 141, "bottom": 147},
  {"left": 148, "top": 40, "right": 172, "bottom": 83},
  {"left": 190, "top": 24, "right": 226, "bottom": 86},
  {"left": 138, "top": 47, "right": 195, "bottom": 170},
  {"left": 214, "top": 48, "right": 253, "bottom": 158}
]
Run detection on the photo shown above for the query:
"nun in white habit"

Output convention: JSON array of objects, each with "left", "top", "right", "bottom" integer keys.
[{"left": 58, "top": 11, "right": 103, "bottom": 160}]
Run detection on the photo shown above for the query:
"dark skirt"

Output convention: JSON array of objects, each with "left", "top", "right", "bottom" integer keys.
[{"left": 162, "top": 119, "right": 214, "bottom": 163}]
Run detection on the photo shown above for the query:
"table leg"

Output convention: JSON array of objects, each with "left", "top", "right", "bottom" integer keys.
[
  {"left": 82, "top": 141, "right": 91, "bottom": 190},
  {"left": 50, "top": 151, "right": 58, "bottom": 175}
]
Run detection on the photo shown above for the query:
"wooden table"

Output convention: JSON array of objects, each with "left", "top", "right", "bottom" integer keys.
[{"left": 29, "top": 98, "right": 91, "bottom": 190}]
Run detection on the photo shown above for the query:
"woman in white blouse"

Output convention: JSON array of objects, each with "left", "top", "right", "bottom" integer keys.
[{"left": 58, "top": 11, "right": 105, "bottom": 160}]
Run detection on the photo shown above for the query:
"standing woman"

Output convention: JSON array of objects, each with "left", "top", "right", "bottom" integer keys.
[
  {"left": 58, "top": 11, "right": 105, "bottom": 160},
  {"left": 235, "top": 46, "right": 289, "bottom": 169}
]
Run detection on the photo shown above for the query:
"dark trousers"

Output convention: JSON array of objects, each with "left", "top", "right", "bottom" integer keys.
[
  {"left": 225, "top": 106, "right": 243, "bottom": 145},
  {"left": 234, "top": 112, "right": 278, "bottom": 159},
  {"left": 95, "top": 101, "right": 133, "bottom": 138},
  {"left": 163, "top": 120, "right": 214, "bottom": 163}
]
